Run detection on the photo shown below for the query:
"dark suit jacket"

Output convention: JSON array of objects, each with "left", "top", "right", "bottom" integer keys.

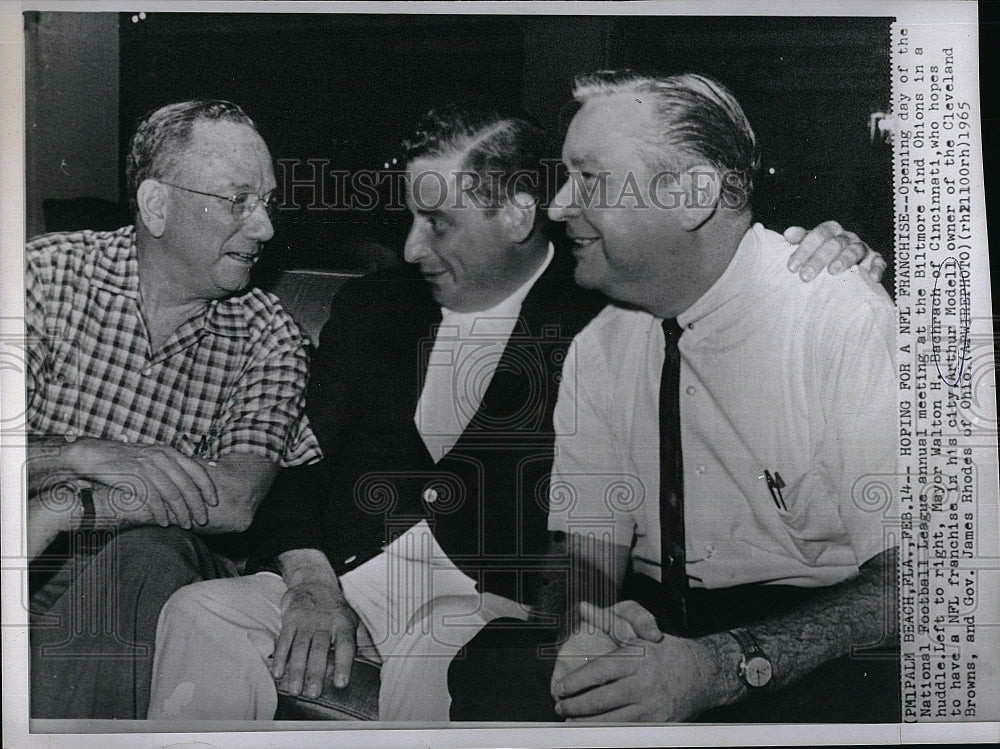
[{"left": 249, "top": 252, "right": 607, "bottom": 604}]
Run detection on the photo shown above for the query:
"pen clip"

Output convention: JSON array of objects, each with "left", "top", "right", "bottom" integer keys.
[
  {"left": 195, "top": 434, "right": 216, "bottom": 464},
  {"left": 764, "top": 469, "right": 787, "bottom": 511}
]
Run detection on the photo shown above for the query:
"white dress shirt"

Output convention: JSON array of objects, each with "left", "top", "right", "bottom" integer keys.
[{"left": 548, "top": 224, "right": 896, "bottom": 589}]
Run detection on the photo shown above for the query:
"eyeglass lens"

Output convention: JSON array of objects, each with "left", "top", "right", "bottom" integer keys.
[{"left": 233, "top": 193, "right": 282, "bottom": 222}]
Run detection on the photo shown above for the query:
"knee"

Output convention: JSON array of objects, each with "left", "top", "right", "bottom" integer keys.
[
  {"left": 113, "top": 526, "right": 222, "bottom": 584},
  {"left": 114, "top": 526, "right": 199, "bottom": 562},
  {"left": 159, "top": 580, "right": 228, "bottom": 630}
]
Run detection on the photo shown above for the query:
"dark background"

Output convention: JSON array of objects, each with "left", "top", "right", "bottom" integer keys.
[
  {"left": 981, "top": 1, "right": 998, "bottom": 273},
  {"left": 27, "top": 12, "right": 896, "bottom": 283}
]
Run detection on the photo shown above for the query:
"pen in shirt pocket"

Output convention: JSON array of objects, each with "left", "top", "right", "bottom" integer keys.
[
  {"left": 763, "top": 469, "right": 787, "bottom": 511},
  {"left": 195, "top": 434, "right": 218, "bottom": 466}
]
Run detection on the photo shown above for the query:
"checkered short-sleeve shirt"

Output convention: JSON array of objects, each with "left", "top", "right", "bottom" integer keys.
[{"left": 25, "top": 227, "right": 322, "bottom": 467}]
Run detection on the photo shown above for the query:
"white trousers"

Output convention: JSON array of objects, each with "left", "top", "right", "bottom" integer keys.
[{"left": 147, "top": 522, "right": 529, "bottom": 721}]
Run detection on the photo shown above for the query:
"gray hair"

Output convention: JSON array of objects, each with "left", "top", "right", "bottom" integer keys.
[
  {"left": 572, "top": 71, "right": 760, "bottom": 210},
  {"left": 125, "top": 99, "right": 256, "bottom": 214}
]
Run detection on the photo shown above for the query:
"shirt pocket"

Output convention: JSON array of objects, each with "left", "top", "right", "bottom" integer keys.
[
  {"left": 174, "top": 431, "right": 219, "bottom": 462},
  {"left": 772, "top": 472, "right": 852, "bottom": 567}
]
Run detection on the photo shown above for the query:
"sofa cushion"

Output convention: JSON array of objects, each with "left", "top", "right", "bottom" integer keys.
[{"left": 259, "top": 269, "right": 360, "bottom": 345}]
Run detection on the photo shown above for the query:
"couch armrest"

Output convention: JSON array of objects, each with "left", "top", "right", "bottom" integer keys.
[{"left": 274, "top": 656, "right": 380, "bottom": 720}]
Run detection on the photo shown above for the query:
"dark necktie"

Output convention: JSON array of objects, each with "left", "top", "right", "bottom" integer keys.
[{"left": 659, "top": 317, "right": 688, "bottom": 635}]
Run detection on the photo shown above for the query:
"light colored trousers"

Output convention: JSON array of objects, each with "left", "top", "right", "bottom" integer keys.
[{"left": 147, "top": 522, "right": 528, "bottom": 721}]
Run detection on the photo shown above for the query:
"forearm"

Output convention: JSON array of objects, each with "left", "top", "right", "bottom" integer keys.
[
  {"left": 25, "top": 436, "right": 93, "bottom": 495},
  {"left": 25, "top": 438, "right": 85, "bottom": 558},
  {"left": 532, "top": 536, "right": 571, "bottom": 629},
  {"left": 193, "top": 452, "right": 278, "bottom": 533},
  {"left": 27, "top": 438, "right": 277, "bottom": 535},
  {"left": 276, "top": 548, "right": 347, "bottom": 599},
  {"left": 277, "top": 547, "right": 337, "bottom": 583},
  {"left": 533, "top": 532, "right": 627, "bottom": 636},
  {"left": 26, "top": 494, "right": 78, "bottom": 560},
  {"left": 700, "top": 547, "right": 899, "bottom": 709},
  {"left": 27, "top": 478, "right": 156, "bottom": 559}
]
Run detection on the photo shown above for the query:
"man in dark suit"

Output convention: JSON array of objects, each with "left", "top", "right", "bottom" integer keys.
[{"left": 146, "top": 104, "right": 880, "bottom": 721}]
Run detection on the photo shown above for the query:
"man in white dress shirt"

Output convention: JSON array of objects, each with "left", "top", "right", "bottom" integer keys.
[{"left": 451, "top": 71, "right": 898, "bottom": 723}]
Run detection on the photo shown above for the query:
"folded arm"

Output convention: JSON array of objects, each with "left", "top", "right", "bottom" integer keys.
[{"left": 27, "top": 436, "right": 277, "bottom": 559}]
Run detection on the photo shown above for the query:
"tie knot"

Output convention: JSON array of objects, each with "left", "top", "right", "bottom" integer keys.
[{"left": 662, "top": 318, "right": 683, "bottom": 347}]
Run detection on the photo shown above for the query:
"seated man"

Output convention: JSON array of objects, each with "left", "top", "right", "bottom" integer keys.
[
  {"left": 450, "top": 71, "right": 898, "bottom": 723},
  {"left": 147, "top": 103, "right": 882, "bottom": 722},
  {"left": 27, "top": 100, "right": 321, "bottom": 719}
]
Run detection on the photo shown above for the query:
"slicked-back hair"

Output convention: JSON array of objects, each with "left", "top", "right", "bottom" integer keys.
[
  {"left": 572, "top": 70, "right": 760, "bottom": 211},
  {"left": 403, "top": 104, "right": 549, "bottom": 225},
  {"left": 125, "top": 99, "right": 256, "bottom": 215}
]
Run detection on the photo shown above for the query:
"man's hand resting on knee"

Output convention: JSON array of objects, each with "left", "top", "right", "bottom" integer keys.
[{"left": 273, "top": 548, "right": 362, "bottom": 698}]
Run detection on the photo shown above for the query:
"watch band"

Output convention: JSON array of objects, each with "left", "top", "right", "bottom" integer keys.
[
  {"left": 77, "top": 485, "right": 97, "bottom": 531},
  {"left": 726, "top": 627, "right": 773, "bottom": 689}
]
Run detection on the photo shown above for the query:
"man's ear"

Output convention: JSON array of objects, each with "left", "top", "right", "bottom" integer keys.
[
  {"left": 499, "top": 192, "right": 538, "bottom": 243},
  {"left": 136, "top": 179, "right": 169, "bottom": 237},
  {"left": 680, "top": 164, "right": 721, "bottom": 231}
]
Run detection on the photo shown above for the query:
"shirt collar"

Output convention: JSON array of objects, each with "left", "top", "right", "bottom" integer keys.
[
  {"left": 676, "top": 223, "right": 764, "bottom": 333},
  {"left": 90, "top": 225, "right": 249, "bottom": 339},
  {"left": 203, "top": 298, "right": 251, "bottom": 338},
  {"left": 90, "top": 226, "right": 141, "bottom": 299},
  {"left": 440, "top": 243, "right": 555, "bottom": 334}
]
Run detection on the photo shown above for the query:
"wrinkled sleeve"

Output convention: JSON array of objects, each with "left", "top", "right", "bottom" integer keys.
[
  {"left": 548, "top": 323, "right": 637, "bottom": 549},
  {"left": 813, "top": 295, "right": 898, "bottom": 567},
  {"left": 22, "top": 237, "right": 60, "bottom": 430},
  {"left": 214, "top": 310, "right": 322, "bottom": 467}
]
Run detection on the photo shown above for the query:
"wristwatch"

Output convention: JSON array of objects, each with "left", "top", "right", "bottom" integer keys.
[{"left": 726, "top": 627, "right": 773, "bottom": 689}]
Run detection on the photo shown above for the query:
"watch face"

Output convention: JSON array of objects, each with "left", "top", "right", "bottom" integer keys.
[{"left": 744, "top": 656, "right": 772, "bottom": 688}]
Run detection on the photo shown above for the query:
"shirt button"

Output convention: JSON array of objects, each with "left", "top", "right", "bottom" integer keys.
[
  {"left": 120, "top": 434, "right": 129, "bottom": 443},
  {"left": 695, "top": 465, "right": 706, "bottom": 475},
  {"left": 142, "top": 367, "right": 153, "bottom": 377},
  {"left": 704, "top": 544, "right": 716, "bottom": 558},
  {"left": 686, "top": 386, "right": 696, "bottom": 396},
  {"left": 64, "top": 430, "right": 77, "bottom": 442},
  {"left": 423, "top": 487, "right": 439, "bottom": 504}
]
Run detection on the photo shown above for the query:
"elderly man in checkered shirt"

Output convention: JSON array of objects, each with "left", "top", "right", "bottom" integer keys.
[{"left": 25, "top": 100, "right": 322, "bottom": 720}]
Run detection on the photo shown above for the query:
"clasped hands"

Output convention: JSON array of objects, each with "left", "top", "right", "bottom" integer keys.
[{"left": 550, "top": 600, "right": 720, "bottom": 722}]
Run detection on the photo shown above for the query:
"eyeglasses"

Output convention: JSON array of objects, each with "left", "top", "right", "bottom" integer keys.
[{"left": 159, "top": 181, "right": 282, "bottom": 223}]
